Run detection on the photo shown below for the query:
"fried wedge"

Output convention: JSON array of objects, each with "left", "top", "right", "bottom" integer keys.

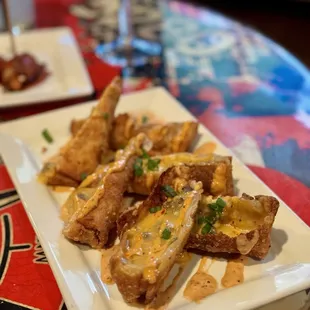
[
  {"left": 62, "top": 133, "right": 151, "bottom": 249},
  {"left": 38, "top": 76, "right": 122, "bottom": 187},
  {"left": 70, "top": 113, "right": 198, "bottom": 155},
  {"left": 128, "top": 153, "right": 234, "bottom": 196},
  {"left": 111, "top": 115, "right": 198, "bottom": 155},
  {"left": 118, "top": 163, "right": 232, "bottom": 237},
  {"left": 187, "top": 194, "right": 279, "bottom": 259},
  {"left": 110, "top": 168, "right": 203, "bottom": 304}
]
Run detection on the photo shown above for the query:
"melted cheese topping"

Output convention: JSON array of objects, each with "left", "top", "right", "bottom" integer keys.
[
  {"left": 195, "top": 196, "right": 267, "bottom": 237},
  {"left": 141, "top": 153, "right": 220, "bottom": 177},
  {"left": 121, "top": 191, "right": 199, "bottom": 283}
]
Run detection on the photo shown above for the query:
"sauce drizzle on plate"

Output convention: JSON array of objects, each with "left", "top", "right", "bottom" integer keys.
[
  {"left": 221, "top": 255, "right": 247, "bottom": 288},
  {"left": 183, "top": 257, "right": 218, "bottom": 302}
]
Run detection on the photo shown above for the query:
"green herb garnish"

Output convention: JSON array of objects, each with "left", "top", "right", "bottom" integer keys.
[
  {"left": 142, "top": 115, "right": 148, "bottom": 124},
  {"left": 197, "top": 216, "right": 205, "bottom": 225},
  {"left": 149, "top": 206, "right": 162, "bottom": 213},
  {"left": 80, "top": 172, "right": 88, "bottom": 181},
  {"left": 161, "top": 228, "right": 171, "bottom": 240},
  {"left": 199, "top": 198, "right": 226, "bottom": 235},
  {"left": 42, "top": 129, "right": 53, "bottom": 144},
  {"left": 216, "top": 197, "right": 226, "bottom": 209},
  {"left": 133, "top": 157, "right": 144, "bottom": 176},
  {"left": 147, "top": 158, "right": 160, "bottom": 171},
  {"left": 103, "top": 112, "right": 109, "bottom": 120},
  {"left": 141, "top": 148, "right": 150, "bottom": 159},
  {"left": 208, "top": 203, "right": 221, "bottom": 212},
  {"left": 161, "top": 185, "right": 177, "bottom": 198},
  {"left": 201, "top": 222, "right": 213, "bottom": 235}
]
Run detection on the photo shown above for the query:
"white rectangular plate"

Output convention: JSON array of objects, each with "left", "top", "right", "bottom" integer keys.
[
  {"left": 0, "top": 87, "right": 309, "bottom": 310},
  {"left": 0, "top": 27, "right": 93, "bottom": 107}
]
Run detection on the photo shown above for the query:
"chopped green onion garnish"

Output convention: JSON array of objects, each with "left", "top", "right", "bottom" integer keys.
[
  {"left": 103, "top": 112, "right": 109, "bottom": 120},
  {"left": 42, "top": 129, "right": 53, "bottom": 144},
  {"left": 197, "top": 216, "right": 205, "bottom": 225},
  {"left": 141, "top": 148, "right": 150, "bottom": 159},
  {"left": 149, "top": 206, "right": 162, "bottom": 213},
  {"left": 198, "top": 199, "right": 226, "bottom": 235},
  {"left": 80, "top": 172, "right": 88, "bottom": 181},
  {"left": 133, "top": 157, "right": 144, "bottom": 176},
  {"left": 147, "top": 158, "right": 160, "bottom": 171},
  {"left": 201, "top": 222, "right": 213, "bottom": 235},
  {"left": 216, "top": 197, "right": 226, "bottom": 209},
  {"left": 142, "top": 115, "right": 148, "bottom": 124},
  {"left": 205, "top": 213, "right": 216, "bottom": 224},
  {"left": 161, "top": 185, "right": 177, "bottom": 198},
  {"left": 161, "top": 228, "right": 171, "bottom": 240},
  {"left": 209, "top": 203, "right": 221, "bottom": 212}
]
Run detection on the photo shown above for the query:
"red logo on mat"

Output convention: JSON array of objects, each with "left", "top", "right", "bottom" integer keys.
[{"left": 0, "top": 165, "right": 65, "bottom": 310}]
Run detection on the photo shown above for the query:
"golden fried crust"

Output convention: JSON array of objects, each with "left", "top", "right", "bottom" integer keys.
[
  {"left": 128, "top": 155, "right": 234, "bottom": 196},
  {"left": 118, "top": 163, "right": 233, "bottom": 236},
  {"left": 62, "top": 133, "right": 151, "bottom": 249},
  {"left": 135, "top": 121, "right": 198, "bottom": 155},
  {"left": 186, "top": 195, "right": 279, "bottom": 259},
  {"left": 63, "top": 158, "right": 135, "bottom": 248},
  {"left": 39, "top": 76, "right": 122, "bottom": 186},
  {"left": 110, "top": 167, "right": 202, "bottom": 303},
  {"left": 70, "top": 119, "right": 85, "bottom": 136},
  {"left": 110, "top": 113, "right": 135, "bottom": 150},
  {"left": 70, "top": 115, "right": 198, "bottom": 156}
]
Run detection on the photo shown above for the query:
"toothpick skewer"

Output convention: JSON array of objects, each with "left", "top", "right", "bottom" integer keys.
[{"left": 3, "top": 0, "right": 17, "bottom": 56}]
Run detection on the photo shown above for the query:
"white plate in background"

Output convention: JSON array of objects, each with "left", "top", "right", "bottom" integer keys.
[{"left": 0, "top": 27, "right": 93, "bottom": 108}]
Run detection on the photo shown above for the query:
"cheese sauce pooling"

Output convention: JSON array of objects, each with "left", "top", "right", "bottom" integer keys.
[{"left": 122, "top": 191, "right": 197, "bottom": 283}]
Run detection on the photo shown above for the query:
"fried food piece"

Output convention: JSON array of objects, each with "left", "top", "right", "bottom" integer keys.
[
  {"left": 0, "top": 57, "right": 6, "bottom": 84},
  {"left": 1, "top": 53, "right": 48, "bottom": 91},
  {"left": 110, "top": 167, "right": 203, "bottom": 304},
  {"left": 186, "top": 194, "right": 279, "bottom": 259},
  {"left": 118, "top": 192, "right": 279, "bottom": 260},
  {"left": 135, "top": 121, "right": 198, "bottom": 155},
  {"left": 38, "top": 77, "right": 122, "bottom": 187},
  {"left": 70, "top": 114, "right": 198, "bottom": 155},
  {"left": 128, "top": 153, "right": 234, "bottom": 196},
  {"left": 118, "top": 163, "right": 233, "bottom": 237},
  {"left": 70, "top": 119, "right": 86, "bottom": 136},
  {"left": 62, "top": 133, "right": 151, "bottom": 249}
]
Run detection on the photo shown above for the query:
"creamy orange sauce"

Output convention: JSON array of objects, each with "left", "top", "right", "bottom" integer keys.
[
  {"left": 145, "top": 266, "right": 184, "bottom": 310},
  {"left": 183, "top": 257, "right": 218, "bottom": 302},
  {"left": 194, "top": 142, "right": 217, "bottom": 155},
  {"left": 101, "top": 245, "right": 120, "bottom": 284},
  {"left": 221, "top": 256, "right": 247, "bottom": 288},
  {"left": 61, "top": 133, "right": 150, "bottom": 222},
  {"left": 122, "top": 191, "right": 199, "bottom": 275},
  {"left": 51, "top": 186, "right": 75, "bottom": 193},
  {"left": 211, "top": 162, "right": 227, "bottom": 196}
]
